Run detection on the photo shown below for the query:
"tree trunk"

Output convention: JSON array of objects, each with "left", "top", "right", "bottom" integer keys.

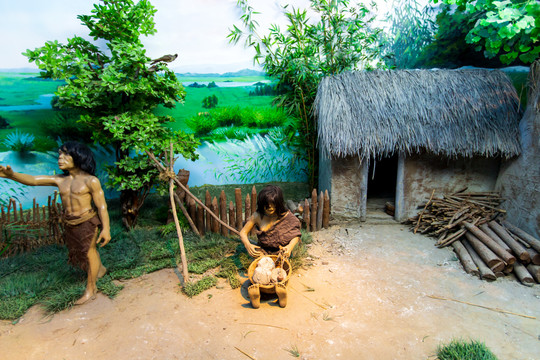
[{"left": 120, "top": 188, "right": 147, "bottom": 229}]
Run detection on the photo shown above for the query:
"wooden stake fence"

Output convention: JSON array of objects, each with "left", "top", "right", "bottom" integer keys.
[
  {"left": 0, "top": 193, "right": 63, "bottom": 258},
  {"left": 182, "top": 185, "right": 331, "bottom": 237}
]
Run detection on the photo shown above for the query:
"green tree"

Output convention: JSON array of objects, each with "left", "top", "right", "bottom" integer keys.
[
  {"left": 24, "top": 0, "right": 199, "bottom": 228},
  {"left": 433, "top": 0, "right": 540, "bottom": 64},
  {"left": 202, "top": 94, "right": 218, "bottom": 108},
  {"left": 380, "top": 0, "right": 437, "bottom": 69},
  {"left": 229, "top": 0, "right": 385, "bottom": 188}
]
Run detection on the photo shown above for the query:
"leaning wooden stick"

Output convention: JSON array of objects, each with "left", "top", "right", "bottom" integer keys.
[
  {"left": 146, "top": 150, "right": 240, "bottom": 236},
  {"left": 166, "top": 144, "right": 189, "bottom": 282},
  {"left": 427, "top": 295, "right": 536, "bottom": 319}
]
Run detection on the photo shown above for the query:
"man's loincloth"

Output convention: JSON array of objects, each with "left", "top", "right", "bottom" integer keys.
[
  {"left": 256, "top": 211, "right": 301, "bottom": 253},
  {"left": 63, "top": 211, "right": 101, "bottom": 272}
]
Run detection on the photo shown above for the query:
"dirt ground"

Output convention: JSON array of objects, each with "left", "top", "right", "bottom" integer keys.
[{"left": 1, "top": 220, "right": 539, "bottom": 360}]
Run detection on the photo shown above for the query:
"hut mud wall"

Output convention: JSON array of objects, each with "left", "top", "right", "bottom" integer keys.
[
  {"left": 395, "top": 154, "right": 500, "bottom": 222},
  {"left": 496, "top": 64, "right": 540, "bottom": 238},
  {"left": 319, "top": 152, "right": 367, "bottom": 220}
]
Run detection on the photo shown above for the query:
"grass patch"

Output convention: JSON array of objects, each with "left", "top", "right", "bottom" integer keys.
[
  {"left": 0, "top": 182, "right": 311, "bottom": 320},
  {"left": 437, "top": 339, "right": 498, "bottom": 360}
]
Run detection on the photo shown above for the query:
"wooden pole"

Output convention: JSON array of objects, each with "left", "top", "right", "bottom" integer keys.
[
  {"left": 219, "top": 191, "right": 228, "bottom": 236},
  {"left": 451, "top": 241, "right": 479, "bottom": 276},
  {"left": 235, "top": 188, "right": 242, "bottom": 231},
  {"left": 462, "top": 239, "right": 496, "bottom": 280},
  {"left": 146, "top": 151, "right": 240, "bottom": 236},
  {"left": 323, "top": 190, "right": 330, "bottom": 229},
  {"left": 463, "top": 222, "right": 515, "bottom": 265},
  {"left": 464, "top": 232, "right": 505, "bottom": 273},
  {"left": 488, "top": 221, "right": 530, "bottom": 263},
  {"left": 316, "top": 191, "right": 324, "bottom": 231},
  {"left": 479, "top": 223, "right": 511, "bottom": 252},
  {"left": 173, "top": 194, "right": 200, "bottom": 236},
  {"left": 502, "top": 220, "right": 540, "bottom": 253},
  {"left": 310, "top": 189, "right": 317, "bottom": 232},
  {"left": 170, "top": 179, "right": 189, "bottom": 283}
]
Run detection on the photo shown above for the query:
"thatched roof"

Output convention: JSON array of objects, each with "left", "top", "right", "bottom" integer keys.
[{"left": 315, "top": 69, "right": 522, "bottom": 160}]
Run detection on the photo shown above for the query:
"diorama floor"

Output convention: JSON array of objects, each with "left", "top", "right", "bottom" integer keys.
[{"left": 1, "top": 221, "right": 539, "bottom": 360}]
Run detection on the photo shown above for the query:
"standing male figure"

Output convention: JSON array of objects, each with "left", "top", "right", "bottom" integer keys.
[{"left": 0, "top": 141, "right": 111, "bottom": 304}]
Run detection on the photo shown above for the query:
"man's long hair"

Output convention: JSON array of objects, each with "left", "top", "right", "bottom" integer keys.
[{"left": 59, "top": 141, "right": 96, "bottom": 176}]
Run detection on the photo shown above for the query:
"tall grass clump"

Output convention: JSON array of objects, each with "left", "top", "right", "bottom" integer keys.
[
  {"left": 3, "top": 130, "right": 35, "bottom": 152},
  {"left": 186, "top": 106, "right": 290, "bottom": 140},
  {"left": 437, "top": 339, "right": 498, "bottom": 360},
  {"left": 207, "top": 133, "right": 308, "bottom": 183}
]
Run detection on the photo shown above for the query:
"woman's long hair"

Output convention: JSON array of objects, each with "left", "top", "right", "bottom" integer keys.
[
  {"left": 59, "top": 141, "right": 96, "bottom": 176},
  {"left": 256, "top": 185, "right": 287, "bottom": 217}
]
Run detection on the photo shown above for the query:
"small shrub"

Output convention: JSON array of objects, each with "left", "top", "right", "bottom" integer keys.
[
  {"left": 0, "top": 116, "right": 11, "bottom": 129},
  {"left": 437, "top": 339, "right": 498, "bottom": 360},
  {"left": 185, "top": 113, "right": 217, "bottom": 136},
  {"left": 3, "top": 130, "right": 35, "bottom": 152},
  {"left": 202, "top": 94, "right": 218, "bottom": 109}
]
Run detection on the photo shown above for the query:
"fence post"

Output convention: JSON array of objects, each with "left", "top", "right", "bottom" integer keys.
[
  {"left": 205, "top": 190, "right": 212, "bottom": 233},
  {"left": 323, "top": 190, "right": 330, "bottom": 229},
  {"left": 310, "top": 189, "right": 317, "bottom": 232},
  {"left": 235, "top": 188, "right": 242, "bottom": 231},
  {"left": 219, "top": 190, "right": 228, "bottom": 236}
]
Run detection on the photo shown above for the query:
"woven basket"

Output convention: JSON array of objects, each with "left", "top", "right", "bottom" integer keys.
[{"left": 247, "top": 255, "right": 292, "bottom": 294}]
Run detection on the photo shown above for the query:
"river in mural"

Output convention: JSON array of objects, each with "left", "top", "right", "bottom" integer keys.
[
  {"left": 0, "top": 73, "right": 306, "bottom": 209},
  {"left": 0, "top": 138, "right": 306, "bottom": 209}
]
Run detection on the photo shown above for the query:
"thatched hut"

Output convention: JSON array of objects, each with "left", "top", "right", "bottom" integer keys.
[{"left": 315, "top": 69, "right": 521, "bottom": 221}]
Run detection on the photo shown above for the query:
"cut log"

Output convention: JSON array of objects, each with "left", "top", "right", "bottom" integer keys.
[
  {"left": 502, "top": 220, "right": 540, "bottom": 253},
  {"left": 526, "top": 264, "right": 540, "bottom": 283},
  {"left": 462, "top": 240, "right": 497, "bottom": 280},
  {"left": 525, "top": 247, "right": 540, "bottom": 265},
  {"left": 462, "top": 222, "right": 515, "bottom": 265},
  {"left": 479, "top": 223, "right": 511, "bottom": 252},
  {"left": 513, "top": 262, "right": 535, "bottom": 286},
  {"left": 286, "top": 199, "right": 297, "bottom": 213},
  {"left": 451, "top": 241, "right": 479, "bottom": 276},
  {"left": 464, "top": 232, "right": 505, "bottom": 273},
  {"left": 323, "top": 190, "right": 330, "bottom": 228},
  {"left": 488, "top": 221, "right": 530, "bottom": 263}
]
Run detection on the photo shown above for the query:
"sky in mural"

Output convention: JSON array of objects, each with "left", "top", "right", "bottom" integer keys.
[{"left": 0, "top": 0, "right": 403, "bottom": 73}]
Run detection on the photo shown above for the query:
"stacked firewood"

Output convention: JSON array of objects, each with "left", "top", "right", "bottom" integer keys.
[{"left": 405, "top": 190, "right": 540, "bottom": 286}]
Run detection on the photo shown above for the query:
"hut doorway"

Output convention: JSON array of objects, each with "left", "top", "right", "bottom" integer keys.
[{"left": 366, "top": 155, "right": 398, "bottom": 217}]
